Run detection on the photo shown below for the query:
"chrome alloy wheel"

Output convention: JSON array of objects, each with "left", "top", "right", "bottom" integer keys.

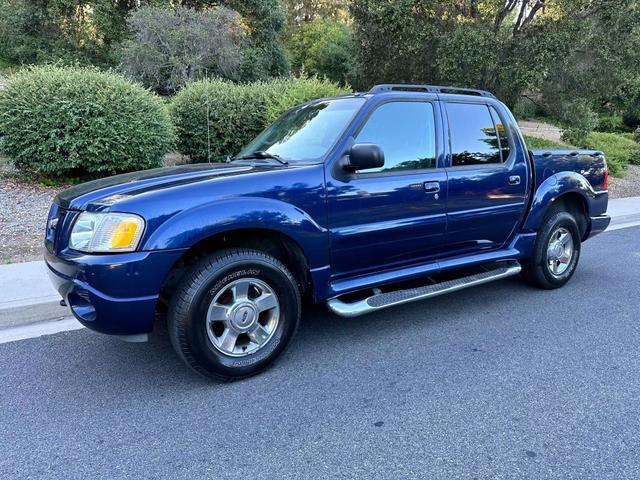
[
  {"left": 206, "top": 278, "right": 280, "bottom": 357},
  {"left": 546, "top": 226, "right": 574, "bottom": 276}
]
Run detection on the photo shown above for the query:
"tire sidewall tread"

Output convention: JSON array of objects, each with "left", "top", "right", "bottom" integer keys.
[
  {"left": 524, "top": 210, "right": 581, "bottom": 289},
  {"left": 168, "top": 248, "right": 301, "bottom": 381}
]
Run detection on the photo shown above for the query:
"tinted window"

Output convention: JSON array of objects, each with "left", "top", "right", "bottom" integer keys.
[
  {"left": 446, "top": 103, "right": 501, "bottom": 166},
  {"left": 355, "top": 102, "right": 436, "bottom": 173},
  {"left": 489, "top": 106, "right": 511, "bottom": 161}
]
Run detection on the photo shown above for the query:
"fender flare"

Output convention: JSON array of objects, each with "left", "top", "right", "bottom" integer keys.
[
  {"left": 142, "top": 197, "right": 329, "bottom": 269},
  {"left": 523, "top": 171, "right": 597, "bottom": 232}
]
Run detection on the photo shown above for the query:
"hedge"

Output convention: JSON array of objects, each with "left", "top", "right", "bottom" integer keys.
[
  {"left": 170, "top": 77, "right": 350, "bottom": 163},
  {"left": 0, "top": 65, "right": 175, "bottom": 177}
]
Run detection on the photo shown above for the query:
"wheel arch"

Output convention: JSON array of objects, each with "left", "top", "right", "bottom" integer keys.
[
  {"left": 523, "top": 172, "right": 594, "bottom": 239},
  {"left": 157, "top": 227, "right": 315, "bottom": 314}
]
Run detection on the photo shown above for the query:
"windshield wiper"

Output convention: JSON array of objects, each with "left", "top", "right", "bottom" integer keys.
[{"left": 232, "top": 151, "right": 289, "bottom": 165}]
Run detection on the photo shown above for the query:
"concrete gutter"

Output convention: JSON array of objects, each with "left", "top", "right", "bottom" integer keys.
[{"left": 1, "top": 196, "right": 640, "bottom": 330}]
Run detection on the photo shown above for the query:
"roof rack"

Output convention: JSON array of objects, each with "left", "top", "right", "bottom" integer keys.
[{"left": 368, "top": 84, "right": 495, "bottom": 98}]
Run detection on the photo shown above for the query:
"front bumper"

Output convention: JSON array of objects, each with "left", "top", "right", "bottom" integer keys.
[
  {"left": 45, "top": 248, "right": 186, "bottom": 335},
  {"left": 587, "top": 214, "right": 611, "bottom": 239}
]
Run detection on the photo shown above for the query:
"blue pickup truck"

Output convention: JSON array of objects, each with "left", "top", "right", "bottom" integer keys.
[{"left": 45, "top": 84, "right": 610, "bottom": 380}]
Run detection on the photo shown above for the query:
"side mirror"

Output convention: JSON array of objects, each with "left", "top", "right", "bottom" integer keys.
[{"left": 344, "top": 143, "right": 384, "bottom": 171}]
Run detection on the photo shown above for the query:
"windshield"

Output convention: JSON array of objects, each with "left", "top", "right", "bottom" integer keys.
[{"left": 236, "top": 97, "right": 365, "bottom": 162}]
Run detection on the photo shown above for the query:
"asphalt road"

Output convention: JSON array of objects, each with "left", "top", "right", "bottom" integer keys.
[{"left": 1, "top": 227, "right": 639, "bottom": 479}]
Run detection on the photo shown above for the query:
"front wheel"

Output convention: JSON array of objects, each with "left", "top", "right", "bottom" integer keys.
[
  {"left": 168, "top": 249, "right": 301, "bottom": 381},
  {"left": 522, "top": 211, "right": 582, "bottom": 289}
]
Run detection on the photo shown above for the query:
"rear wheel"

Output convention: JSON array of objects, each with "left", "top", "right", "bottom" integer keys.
[
  {"left": 168, "top": 249, "right": 301, "bottom": 381},
  {"left": 522, "top": 211, "right": 581, "bottom": 289}
]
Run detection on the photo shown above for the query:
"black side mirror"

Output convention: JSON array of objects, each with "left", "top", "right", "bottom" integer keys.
[{"left": 344, "top": 143, "right": 384, "bottom": 171}]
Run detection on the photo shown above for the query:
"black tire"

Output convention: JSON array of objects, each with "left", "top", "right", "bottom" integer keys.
[
  {"left": 522, "top": 211, "right": 582, "bottom": 289},
  {"left": 168, "top": 249, "right": 301, "bottom": 381}
]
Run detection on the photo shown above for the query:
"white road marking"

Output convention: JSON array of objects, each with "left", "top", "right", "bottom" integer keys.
[{"left": 0, "top": 317, "right": 84, "bottom": 345}]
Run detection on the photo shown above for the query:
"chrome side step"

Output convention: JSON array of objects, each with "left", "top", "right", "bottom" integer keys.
[{"left": 326, "top": 262, "right": 522, "bottom": 318}]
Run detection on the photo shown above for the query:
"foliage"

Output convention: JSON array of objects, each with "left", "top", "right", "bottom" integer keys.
[
  {"left": 623, "top": 102, "right": 640, "bottom": 130},
  {"left": 0, "top": 0, "right": 290, "bottom": 81},
  {"left": 226, "top": 0, "right": 290, "bottom": 80},
  {"left": 555, "top": 99, "right": 598, "bottom": 145},
  {"left": 577, "top": 132, "right": 640, "bottom": 174},
  {"left": 349, "top": 0, "right": 576, "bottom": 101},
  {"left": 121, "top": 6, "right": 245, "bottom": 94},
  {"left": 596, "top": 115, "right": 626, "bottom": 133},
  {"left": 286, "top": 19, "right": 353, "bottom": 84},
  {"left": 512, "top": 97, "right": 545, "bottom": 119},
  {"left": 634, "top": 127, "right": 640, "bottom": 144},
  {"left": 522, "top": 135, "right": 572, "bottom": 151},
  {"left": 0, "top": 65, "right": 174, "bottom": 177},
  {"left": 349, "top": 0, "right": 640, "bottom": 117},
  {"left": 0, "top": 0, "right": 139, "bottom": 67},
  {"left": 539, "top": 1, "right": 640, "bottom": 132},
  {"left": 170, "top": 76, "right": 349, "bottom": 162},
  {"left": 284, "top": 0, "right": 349, "bottom": 25}
]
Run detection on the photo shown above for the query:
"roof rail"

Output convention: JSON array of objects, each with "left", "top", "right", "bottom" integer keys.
[{"left": 368, "top": 84, "right": 495, "bottom": 98}]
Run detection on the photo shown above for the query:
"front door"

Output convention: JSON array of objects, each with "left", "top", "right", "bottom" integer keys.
[
  {"left": 442, "top": 101, "right": 528, "bottom": 255},
  {"left": 326, "top": 100, "right": 448, "bottom": 279}
]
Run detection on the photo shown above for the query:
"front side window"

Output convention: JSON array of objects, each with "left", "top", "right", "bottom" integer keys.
[
  {"left": 238, "top": 97, "right": 365, "bottom": 162},
  {"left": 446, "top": 103, "right": 502, "bottom": 166},
  {"left": 354, "top": 101, "right": 436, "bottom": 173}
]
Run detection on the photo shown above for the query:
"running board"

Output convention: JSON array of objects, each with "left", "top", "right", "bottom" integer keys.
[{"left": 326, "top": 262, "right": 522, "bottom": 318}]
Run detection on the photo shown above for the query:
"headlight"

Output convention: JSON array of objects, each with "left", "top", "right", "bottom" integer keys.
[{"left": 69, "top": 212, "right": 145, "bottom": 253}]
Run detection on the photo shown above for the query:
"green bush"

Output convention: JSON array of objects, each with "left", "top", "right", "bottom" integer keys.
[
  {"left": 596, "top": 115, "right": 625, "bottom": 133},
  {"left": 171, "top": 76, "right": 350, "bottom": 162},
  {"left": 577, "top": 132, "right": 640, "bottom": 175},
  {"left": 634, "top": 127, "right": 640, "bottom": 144},
  {"left": 0, "top": 65, "right": 174, "bottom": 177},
  {"left": 557, "top": 99, "right": 598, "bottom": 145}
]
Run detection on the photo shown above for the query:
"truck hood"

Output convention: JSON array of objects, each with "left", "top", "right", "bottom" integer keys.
[{"left": 55, "top": 162, "right": 286, "bottom": 210}]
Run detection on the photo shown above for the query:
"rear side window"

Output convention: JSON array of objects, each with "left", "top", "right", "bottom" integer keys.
[
  {"left": 355, "top": 101, "right": 436, "bottom": 173},
  {"left": 489, "top": 106, "right": 511, "bottom": 161},
  {"left": 445, "top": 103, "right": 501, "bottom": 166}
]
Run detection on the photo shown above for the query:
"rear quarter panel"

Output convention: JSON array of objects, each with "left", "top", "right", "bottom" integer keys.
[{"left": 523, "top": 150, "right": 608, "bottom": 231}]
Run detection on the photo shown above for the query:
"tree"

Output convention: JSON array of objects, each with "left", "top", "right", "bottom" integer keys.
[
  {"left": 284, "top": 0, "right": 349, "bottom": 25},
  {"left": 286, "top": 19, "right": 353, "bottom": 84},
  {"left": 156, "top": 0, "right": 291, "bottom": 80},
  {"left": 0, "top": 0, "right": 144, "bottom": 66},
  {"left": 120, "top": 6, "right": 245, "bottom": 94},
  {"left": 0, "top": 0, "right": 290, "bottom": 81},
  {"left": 348, "top": 0, "right": 633, "bottom": 109},
  {"left": 226, "top": 0, "right": 290, "bottom": 79}
]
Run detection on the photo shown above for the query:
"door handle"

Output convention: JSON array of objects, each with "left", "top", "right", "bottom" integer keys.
[
  {"left": 508, "top": 175, "right": 521, "bottom": 185},
  {"left": 423, "top": 181, "right": 440, "bottom": 193}
]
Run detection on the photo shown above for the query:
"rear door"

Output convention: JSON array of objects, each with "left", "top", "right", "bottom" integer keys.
[
  {"left": 442, "top": 101, "right": 528, "bottom": 254},
  {"left": 326, "top": 99, "right": 448, "bottom": 279}
]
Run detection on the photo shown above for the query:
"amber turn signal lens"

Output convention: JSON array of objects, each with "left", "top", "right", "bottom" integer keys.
[{"left": 110, "top": 220, "right": 140, "bottom": 248}]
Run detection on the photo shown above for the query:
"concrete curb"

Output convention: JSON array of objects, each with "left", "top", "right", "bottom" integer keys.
[
  {"left": 0, "top": 261, "right": 68, "bottom": 329},
  {"left": 607, "top": 196, "right": 640, "bottom": 228},
  {"left": 2, "top": 196, "right": 640, "bottom": 330}
]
